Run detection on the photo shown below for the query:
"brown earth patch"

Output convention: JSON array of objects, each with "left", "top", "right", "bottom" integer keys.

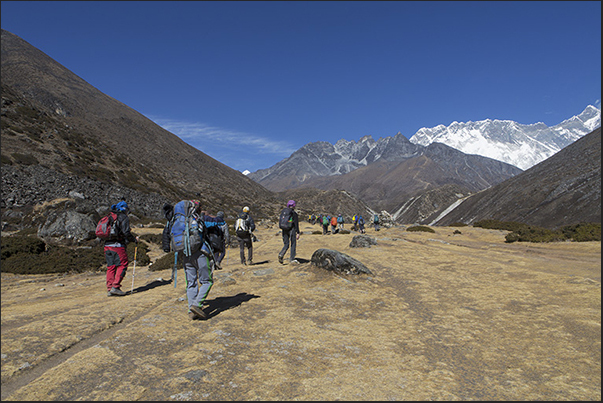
[{"left": 1, "top": 224, "right": 600, "bottom": 400}]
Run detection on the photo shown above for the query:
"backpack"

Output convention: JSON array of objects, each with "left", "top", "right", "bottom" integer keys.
[
  {"left": 337, "top": 215, "right": 343, "bottom": 223},
  {"left": 279, "top": 207, "right": 294, "bottom": 231},
  {"left": 374, "top": 214, "right": 379, "bottom": 223},
  {"left": 331, "top": 216, "right": 337, "bottom": 226},
  {"left": 322, "top": 216, "right": 329, "bottom": 226},
  {"left": 169, "top": 200, "right": 204, "bottom": 257},
  {"left": 96, "top": 212, "right": 118, "bottom": 240},
  {"left": 235, "top": 216, "right": 250, "bottom": 237},
  {"left": 207, "top": 224, "right": 224, "bottom": 253}
]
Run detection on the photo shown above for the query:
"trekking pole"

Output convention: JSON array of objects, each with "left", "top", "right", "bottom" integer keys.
[
  {"left": 130, "top": 245, "right": 138, "bottom": 294},
  {"left": 173, "top": 252, "right": 178, "bottom": 288}
]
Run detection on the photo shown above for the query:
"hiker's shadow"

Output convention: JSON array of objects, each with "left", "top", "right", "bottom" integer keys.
[
  {"left": 130, "top": 278, "right": 172, "bottom": 294},
  {"left": 205, "top": 292, "right": 260, "bottom": 319},
  {"left": 296, "top": 257, "right": 310, "bottom": 264}
]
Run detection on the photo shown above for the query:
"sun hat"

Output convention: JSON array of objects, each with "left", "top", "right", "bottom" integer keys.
[
  {"left": 115, "top": 201, "right": 129, "bottom": 212},
  {"left": 287, "top": 200, "right": 296, "bottom": 208},
  {"left": 243, "top": 206, "right": 250, "bottom": 213}
]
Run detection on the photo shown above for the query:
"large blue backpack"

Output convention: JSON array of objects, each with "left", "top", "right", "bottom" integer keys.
[{"left": 169, "top": 200, "right": 204, "bottom": 257}]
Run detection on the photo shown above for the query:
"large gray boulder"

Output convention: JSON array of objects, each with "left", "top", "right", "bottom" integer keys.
[
  {"left": 36, "top": 199, "right": 100, "bottom": 245},
  {"left": 349, "top": 234, "right": 377, "bottom": 248},
  {"left": 311, "top": 248, "right": 373, "bottom": 275}
]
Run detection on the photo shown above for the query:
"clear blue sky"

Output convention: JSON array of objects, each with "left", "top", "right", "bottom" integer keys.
[{"left": 2, "top": 1, "right": 601, "bottom": 173}]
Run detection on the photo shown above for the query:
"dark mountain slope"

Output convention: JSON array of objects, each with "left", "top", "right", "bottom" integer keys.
[
  {"left": 435, "top": 127, "right": 601, "bottom": 229},
  {"left": 1, "top": 29, "right": 280, "bottom": 219}
]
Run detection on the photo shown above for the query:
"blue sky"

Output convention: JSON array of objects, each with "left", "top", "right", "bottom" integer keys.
[{"left": 2, "top": 1, "right": 601, "bottom": 173}]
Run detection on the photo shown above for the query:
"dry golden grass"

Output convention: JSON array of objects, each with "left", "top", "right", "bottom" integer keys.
[{"left": 1, "top": 223, "right": 600, "bottom": 400}]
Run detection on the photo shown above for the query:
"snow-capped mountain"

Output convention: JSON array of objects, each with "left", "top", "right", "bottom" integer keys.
[{"left": 409, "top": 105, "right": 601, "bottom": 170}]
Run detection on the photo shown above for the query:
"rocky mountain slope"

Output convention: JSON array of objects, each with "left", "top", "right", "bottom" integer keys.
[
  {"left": 434, "top": 127, "right": 601, "bottom": 229},
  {"left": 1, "top": 29, "right": 280, "bottom": 221},
  {"left": 410, "top": 105, "right": 601, "bottom": 170}
]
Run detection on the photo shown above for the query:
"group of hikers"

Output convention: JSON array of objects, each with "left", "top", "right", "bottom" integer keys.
[
  {"left": 98, "top": 198, "right": 383, "bottom": 320},
  {"left": 98, "top": 198, "right": 301, "bottom": 321},
  {"left": 308, "top": 213, "right": 380, "bottom": 234}
]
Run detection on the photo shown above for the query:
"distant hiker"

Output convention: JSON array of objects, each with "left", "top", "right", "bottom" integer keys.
[
  {"left": 373, "top": 213, "right": 380, "bottom": 231},
  {"left": 321, "top": 214, "right": 330, "bottom": 235},
  {"left": 202, "top": 211, "right": 226, "bottom": 270},
  {"left": 337, "top": 214, "right": 344, "bottom": 230},
  {"left": 235, "top": 206, "right": 256, "bottom": 265},
  {"left": 358, "top": 215, "right": 366, "bottom": 234},
  {"left": 102, "top": 201, "right": 139, "bottom": 297},
  {"left": 162, "top": 200, "right": 216, "bottom": 320},
  {"left": 352, "top": 214, "right": 358, "bottom": 231},
  {"left": 330, "top": 215, "right": 338, "bottom": 234},
  {"left": 215, "top": 211, "right": 229, "bottom": 266},
  {"left": 278, "top": 200, "right": 301, "bottom": 264}
]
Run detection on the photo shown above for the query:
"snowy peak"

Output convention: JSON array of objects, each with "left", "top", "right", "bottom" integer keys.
[{"left": 409, "top": 106, "right": 601, "bottom": 170}]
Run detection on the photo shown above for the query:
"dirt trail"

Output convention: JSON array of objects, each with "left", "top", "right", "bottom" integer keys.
[{"left": 1, "top": 223, "right": 600, "bottom": 400}]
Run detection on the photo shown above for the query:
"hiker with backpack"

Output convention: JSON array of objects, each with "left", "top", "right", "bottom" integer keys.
[
  {"left": 99, "top": 200, "right": 139, "bottom": 297},
  {"left": 337, "top": 214, "right": 344, "bottom": 230},
  {"left": 358, "top": 215, "right": 366, "bottom": 234},
  {"left": 215, "top": 211, "right": 229, "bottom": 266},
  {"left": 330, "top": 215, "right": 338, "bottom": 234},
  {"left": 373, "top": 213, "right": 380, "bottom": 231},
  {"left": 278, "top": 200, "right": 301, "bottom": 264},
  {"left": 235, "top": 206, "right": 255, "bottom": 265},
  {"left": 162, "top": 200, "right": 216, "bottom": 320},
  {"left": 321, "top": 214, "right": 330, "bottom": 235}
]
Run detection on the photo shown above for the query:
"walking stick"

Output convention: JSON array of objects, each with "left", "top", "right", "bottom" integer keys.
[
  {"left": 172, "top": 252, "right": 178, "bottom": 288},
  {"left": 130, "top": 245, "right": 138, "bottom": 294}
]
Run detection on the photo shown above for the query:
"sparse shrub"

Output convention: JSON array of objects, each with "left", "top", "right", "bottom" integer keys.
[
  {"left": 1, "top": 235, "right": 46, "bottom": 260},
  {"left": 149, "top": 252, "right": 176, "bottom": 272},
  {"left": 140, "top": 233, "right": 162, "bottom": 245},
  {"left": 1, "top": 154, "right": 13, "bottom": 165},
  {"left": 560, "top": 223, "right": 601, "bottom": 242},
  {"left": 11, "top": 152, "right": 39, "bottom": 165},
  {"left": 0, "top": 235, "right": 150, "bottom": 274},
  {"left": 453, "top": 230, "right": 462, "bottom": 234},
  {"left": 407, "top": 225, "right": 435, "bottom": 233}
]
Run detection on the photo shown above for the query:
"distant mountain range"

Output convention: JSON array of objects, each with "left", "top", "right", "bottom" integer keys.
[
  {"left": 410, "top": 105, "right": 600, "bottom": 170},
  {"left": 1, "top": 28, "right": 600, "bottom": 231}
]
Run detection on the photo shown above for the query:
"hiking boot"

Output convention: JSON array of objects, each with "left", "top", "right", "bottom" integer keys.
[
  {"left": 241, "top": 260, "right": 247, "bottom": 265},
  {"left": 278, "top": 255, "right": 284, "bottom": 264},
  {"left": 107, "top": 291, "right": 112, "bottom": 297},
  {"left": 290, "top": 259, "right": 300, "bottom": 264},
  {"left": 190, "top": 305, "right": 207, "bottom": 320},
  {"left": 247, "top": 259, "right": 253, "bottom": 265},
  {"left": 109, "top": 287, "right": 126, "bottom": 296},
  {"left": 188, "top": 311, "right": 201, "bottom": 320}
]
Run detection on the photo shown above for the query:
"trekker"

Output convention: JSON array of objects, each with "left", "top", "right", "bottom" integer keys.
[
  {"left": 358, "top": 215, "right": 366, "bottom": 234},
  {"left": 202, "top": 211, "right": 225, "bottom": 270},
  {"left": 373, "top": 213, "right": 380, "bottom": 231},
  {"left": 337, "top": 214, "right": 344, "bottom": 230},
  {"left": 162, "top": 200, "right": 215, "bottom": 320},
  {"left": 321, "top": 214, "right": 330, "bottom": 235},
  {"left": 103, "top": 200, "right": 139, "bottom": 296},
  {"left": 235, "top": 206, "right": 256, "bottom": 265},
  {"left": 330, "top": 215, "right": 338, "bottom": 234},
  {"left": 215, "top": 211, "right": 229, "bottom": 266},
  {"left": 278, "top": 200, "right": 301, "bottom": 264},
  {"left": 352, "top": 214, "right": 358, "bottom": 231}
]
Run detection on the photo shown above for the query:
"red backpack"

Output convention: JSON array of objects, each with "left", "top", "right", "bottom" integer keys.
[{"left": 95, "top": 212, "right": 118, "bottom": 239}]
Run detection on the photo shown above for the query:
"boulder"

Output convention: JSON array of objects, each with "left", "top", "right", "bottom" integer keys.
[
  {"left": 349, "top": 234, "right": 377, "bottom": 248},
  {"left": 311, "top": 248, "right": 372, "bottom": 275}
]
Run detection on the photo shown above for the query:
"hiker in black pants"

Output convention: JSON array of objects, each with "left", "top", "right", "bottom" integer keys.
[
  {"left": 235, "top": 206, "right": 255, "bottom": 265},
  {"left": 278, "top": 200, "right": 301, "bottom": 264}
]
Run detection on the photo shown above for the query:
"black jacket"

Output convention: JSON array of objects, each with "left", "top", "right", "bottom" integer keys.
[{"left": 107, "top": 208, "right": 137, "bottom": 245}]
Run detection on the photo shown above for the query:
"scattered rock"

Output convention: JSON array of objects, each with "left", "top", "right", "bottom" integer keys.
[
  {"left": 349, "top": 234, "right": 377, "bottom": 248},
  {"left": 311, "top": 248, "right": 372, "bottom": 275}
]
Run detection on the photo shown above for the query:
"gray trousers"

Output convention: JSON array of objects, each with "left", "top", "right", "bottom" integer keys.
[
  {"left": 238, "top": 234, "right": 253, "bottom": 263},
  {"left": 184, "top": 249, "right": 212, "bottom": 311},
  {"left": 279, "top": 229, "right": 297, "bottom": 261}
]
